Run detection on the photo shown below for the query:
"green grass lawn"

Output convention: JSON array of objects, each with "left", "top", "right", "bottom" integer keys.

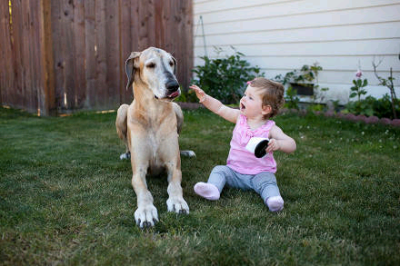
[{"left": 0, "top": 106, "right": 399, "bottom": 265}]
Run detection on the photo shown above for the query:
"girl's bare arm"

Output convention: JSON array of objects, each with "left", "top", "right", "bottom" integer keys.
[{"left": 190, "top": 85, "right": 239, "bottom": 123}]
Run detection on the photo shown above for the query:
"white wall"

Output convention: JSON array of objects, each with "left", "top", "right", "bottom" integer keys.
[{"left": 193, "top": 0, "right": 400, "bottom": 104}]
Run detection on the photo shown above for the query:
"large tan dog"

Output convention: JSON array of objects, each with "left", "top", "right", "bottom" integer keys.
[{"left": 116, "top": 47, "right": 190, "bottom": 228}]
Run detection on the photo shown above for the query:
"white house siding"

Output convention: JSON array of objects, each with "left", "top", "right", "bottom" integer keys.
[{"left": 193, "top": 0, "right": 400, "bottom": 104}]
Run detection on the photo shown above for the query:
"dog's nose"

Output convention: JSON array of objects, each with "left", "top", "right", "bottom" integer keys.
[{"left": 166, "top": 80, "right": 179, "bottom": 92}]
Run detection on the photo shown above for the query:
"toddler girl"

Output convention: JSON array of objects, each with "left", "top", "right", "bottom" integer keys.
[{"left": 189, "top": 77, "right": 296, "bottom": 212}]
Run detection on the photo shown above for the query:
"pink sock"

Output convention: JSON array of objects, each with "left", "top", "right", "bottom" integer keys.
[{"left": 194, "top": 182, "right": 220, "bottom": 200}]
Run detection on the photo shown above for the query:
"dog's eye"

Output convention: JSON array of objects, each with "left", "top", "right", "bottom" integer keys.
[
  {"left": 169, "top": 61, "right": 174, "bottom": 67},
  {"left": 147, "top": 62, "right": 156, "bottom": 68}
]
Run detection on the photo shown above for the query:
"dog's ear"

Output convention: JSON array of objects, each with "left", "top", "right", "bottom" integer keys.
[
  {"left": 171, "top": 55, "right": 177, "bottom": 75},
  {"left": 125, "top": 52, "right": 141, "bottom": 90}
]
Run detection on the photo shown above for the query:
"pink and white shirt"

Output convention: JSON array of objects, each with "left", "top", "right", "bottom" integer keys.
[{"left": 227, "top": 114, "right": 277, "bottom": 174}]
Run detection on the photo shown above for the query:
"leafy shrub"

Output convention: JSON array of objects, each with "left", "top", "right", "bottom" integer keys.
[
  {"left": 308, "top": 104, "right": 324, "bottom": 112},
  {"left": 343, "top": 94, "right": 400, "bottom": 119},
  {"left": 273, "top": 62, "right": 328, "bottom": 110},
  {"left": 373, "top": 59, "right": 398, "bottom": 119},
  {"left": 350, "top": 71, "right": 368, "bottom": 102},
  {"left": 273, "top": 71, "right": 300, "bottom": 110},
  {"left": 343, "top": 97, "right": 375, "bottom": 117},
  {"left": 343, "top": 67, "right": 400, "bottom": 119},
  {"left": 191, "top": 47, "right": 264, "bottom": 104},
  {"left": 372, "top": 94, "right": 400, "bottom": 119},
  {"left": 283, "top": 86, "right": 300, "bottom": 110}
]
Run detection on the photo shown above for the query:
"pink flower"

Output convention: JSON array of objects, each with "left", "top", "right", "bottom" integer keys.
[{"left": 355, "top": 69, "right": 362, "bottom": 79}]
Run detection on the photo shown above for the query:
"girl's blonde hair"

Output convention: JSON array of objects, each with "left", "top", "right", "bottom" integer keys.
[{"left": 248, "top": 77, "right": 285, "bottom": 119}]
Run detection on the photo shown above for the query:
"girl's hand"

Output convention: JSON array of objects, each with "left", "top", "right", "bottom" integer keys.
[
  {"left": 267, "top": 125, "right": 296, "bottom": 154},
  {"left": 189, "top": 85, "right": 206, "bottom": 100},
  {"left": 266, "top": 138, "right": 280, "bottom": 153}
]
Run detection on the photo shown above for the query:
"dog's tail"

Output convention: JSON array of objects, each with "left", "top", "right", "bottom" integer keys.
[{"left": 180, "top": 150, "right": 196, "bottom": 158}]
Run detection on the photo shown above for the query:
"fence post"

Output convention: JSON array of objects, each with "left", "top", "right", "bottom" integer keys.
[{"left": 39, "top": 0, "right": 55, "bottom": 116}]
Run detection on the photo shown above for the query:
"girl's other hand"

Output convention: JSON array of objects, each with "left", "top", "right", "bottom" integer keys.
[{"left": 266, "top": 138, "right": 280, "bottom": 153}]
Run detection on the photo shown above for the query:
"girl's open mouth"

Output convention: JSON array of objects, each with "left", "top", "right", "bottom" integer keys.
[{"left": 240, "top": 102, "right": 246, "bottom": 110}]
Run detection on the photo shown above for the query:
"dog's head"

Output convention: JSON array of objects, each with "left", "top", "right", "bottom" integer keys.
[{"left": 125, "top": 47, "right": 180, "bottom": 101}]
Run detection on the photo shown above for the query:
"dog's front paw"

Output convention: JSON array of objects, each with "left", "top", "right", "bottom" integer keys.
[
  {"left": 134, "top": 205, "right": 159, "bottom": 228},
  {"left": 167, "top": 197, "right": 189, "bottom": 214}
]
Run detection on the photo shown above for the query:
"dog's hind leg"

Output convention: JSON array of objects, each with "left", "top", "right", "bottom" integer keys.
[
  {"left": 173, "top": 103, "right": 196, "bottom": 158},
  {"left": 116, "top": 104, "right": 131, "bottom": 160}
]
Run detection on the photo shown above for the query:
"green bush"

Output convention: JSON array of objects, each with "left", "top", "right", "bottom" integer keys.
[
  {"left": 283, "top": 86, "right": 300, "bottom": 110},
  {"left": 273, "top": 62, "right": 328, "bottom": 110},
  {"left": 343, "top": 98, "right": 375, "bottom": 117},
  {"left": 191, "top": 47, "right": 264, "bottom": 104},
  {"left": 372, "top": 94, "right": 400, "bottom": 119},
  {"left": 343, "top": 94, "right": 400, "bottom": 119}
]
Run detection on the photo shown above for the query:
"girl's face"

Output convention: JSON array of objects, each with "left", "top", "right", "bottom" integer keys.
[{"left": 239, "top": 86, "right": 270, "bottom": 119}]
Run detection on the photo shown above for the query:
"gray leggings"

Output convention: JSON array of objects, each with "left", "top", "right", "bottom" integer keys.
[{"left": 208, "top": 165, "right": 281, "bottom": 202}]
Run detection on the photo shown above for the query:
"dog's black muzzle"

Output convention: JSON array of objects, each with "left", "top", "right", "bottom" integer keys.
[{"left": 166, "top": 79, "right": 180, "bottom": 93}]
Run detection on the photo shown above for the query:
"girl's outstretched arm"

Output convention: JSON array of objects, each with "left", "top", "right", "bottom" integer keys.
[{"left": 189, "top": 85, "right": 239, "bottom": 123}]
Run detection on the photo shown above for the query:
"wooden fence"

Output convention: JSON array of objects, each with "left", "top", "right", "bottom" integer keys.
[{"left": 0, "top": 0, "right": 193, "bottom": 115}]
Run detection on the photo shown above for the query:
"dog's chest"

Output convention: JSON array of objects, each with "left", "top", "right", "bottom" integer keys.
[
  {"left": 148, "top": 124, "right": 177, "bottom": 155},
  {"left": 148, "top": 131, "right": 160, "bottom": 157},
  {"left": 145, "top": 129, "right": 175, "bottom": 175},
  {"left": 128, "top": 109, "right": 178, "bottom": 170}
]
